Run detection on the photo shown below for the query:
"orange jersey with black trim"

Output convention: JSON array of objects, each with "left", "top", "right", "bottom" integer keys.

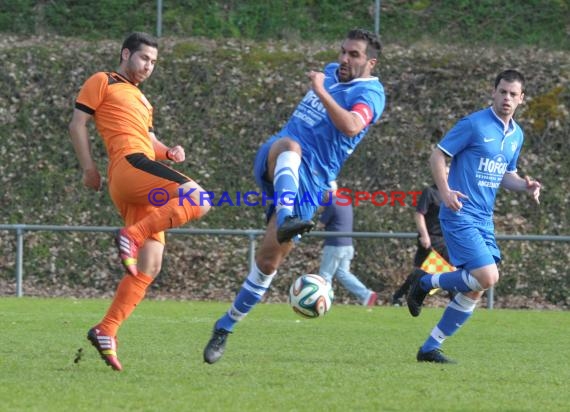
[{"left": 75, "top": 71, "right": 155, "bottom": 161}]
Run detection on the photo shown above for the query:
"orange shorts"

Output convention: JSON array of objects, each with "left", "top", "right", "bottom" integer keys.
[{"left": 108, "top": 154, "right": 192, "bottom": 244}]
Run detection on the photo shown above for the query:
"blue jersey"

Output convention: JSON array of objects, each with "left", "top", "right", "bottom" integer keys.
[
  {"left": 274, "top": 62, "right": 385, "bottom": 191},
  {"left": 438, "top": 107, "right": 524, "bottom": 221}
]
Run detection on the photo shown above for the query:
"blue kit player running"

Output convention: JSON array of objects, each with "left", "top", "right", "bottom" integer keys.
[
  {"left": 407, "top": 69, "right": 541, "bottom": 363},
  {"left": 203, "top": 28, "right": 386, "bottom": 364}
]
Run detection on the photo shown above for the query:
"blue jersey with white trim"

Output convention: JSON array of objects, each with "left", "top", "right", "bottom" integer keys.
[
  {"left": 438, "top": 107, "right": 524, "bottom": 220},
  {"left": 275, "top": 62, "right": 385, "bottom": 190}
]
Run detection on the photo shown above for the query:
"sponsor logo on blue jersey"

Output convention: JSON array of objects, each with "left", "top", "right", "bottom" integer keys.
[
  {"left": 477, "top": 156, "right": 508, "bottom": 175},
  {"left": 301, "top": 90, "right": 326, "bottom": 113},
  {"left": 475, "top": 154, "right": 507, "bottom": 189}
]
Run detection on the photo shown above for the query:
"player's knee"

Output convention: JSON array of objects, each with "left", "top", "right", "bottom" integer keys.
[
  {"left": 175, "top": 183, "right": 211, "bottom": 221},
  {"left": 278, "top": 137, "right": 301, "bottom": 152},
  {"left": 196, "top": 202, "right": 211, "bottom": 218},
  {"left": 143, "top": 262, "right": 161, "bottom": 277},
  {"left": 270, "top": 137, "right": 302, "bottom": 159},
  {"left": 185, "top": 202, "right": 209, "bottom": 222},
  {"left": 256, "top": 255, "right": 281, "bottom": 275},
  {"left": 476, "top": 272, "right": 499, "bottom": 289},
  {"left": 137, "top": 255, "right": 162, "bottom": 277},
  {"left": 257, "top": 261, "right": 278, "bottom": 275}
]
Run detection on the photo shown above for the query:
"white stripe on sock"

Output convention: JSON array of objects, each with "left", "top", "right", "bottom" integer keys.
[
  {"left": 430, "top": 326, "right": 447, "bottom": 344},
  {"left": 461, "top": 270, "right": 484, "bottom": 291},
  {"left": 243, "top": 264, "right": 276, "bottom": 295},
  {"left": 228, "top": 305, "right": 247, "bottom": 321},
  {"left": 431, "top": 274, "right": 441, "bottom": 288},
  {"left": 448, "top": 292, "right": 478, "bottom": 313}
]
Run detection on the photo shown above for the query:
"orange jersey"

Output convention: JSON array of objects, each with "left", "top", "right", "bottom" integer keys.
[{"left": 75, "top": 71, "right": 155, "bottom": 161}]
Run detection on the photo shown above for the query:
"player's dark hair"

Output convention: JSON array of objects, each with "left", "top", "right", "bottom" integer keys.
[
  {"left": 495, "top": 69, "right": 525, "bottom": 92},
  {"left": 120, "top": 32, "right": 158, "bottom": 63},
  {"left": 346, "top": 28, "right": 382, "bottom": 59}
]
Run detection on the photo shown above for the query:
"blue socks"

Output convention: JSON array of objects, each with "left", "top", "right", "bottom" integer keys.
[
  {"left": 420, "top": 293, "right": 478, "bottom": 353},
  {"left": 273, "top": 151, "right": 301, "bottom": 227},
  {"left": 215, "top": 265, "right": 276, "bottom": 332},
  {"left": 421, "top": 269, "right": 484, "bottom": 294}
]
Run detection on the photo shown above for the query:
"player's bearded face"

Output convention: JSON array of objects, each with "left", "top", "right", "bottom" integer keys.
[
  {"left": 124, "top": 46, "right": 158, "bottom": 85},
  {"left": 338, "top": 39, "right": 373, "bottom": 82},
  {"left": 339, "top": 61, "right": 370, "bottom": 82}
]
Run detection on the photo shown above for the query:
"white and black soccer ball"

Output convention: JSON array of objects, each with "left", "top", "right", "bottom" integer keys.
[{"left": 289, "top": 274, "right": 334, "bottom": 318}]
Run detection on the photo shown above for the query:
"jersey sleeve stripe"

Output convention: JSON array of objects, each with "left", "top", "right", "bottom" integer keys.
[
  {"left": 437, "top": 144, "right": 453, "bottom": 157},
  {"left": 75, "top": 102, "right": 95, "bottom": 115}
]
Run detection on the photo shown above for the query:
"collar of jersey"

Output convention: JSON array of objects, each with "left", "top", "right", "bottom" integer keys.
[
  {"left": 111, "top": 71, "right": 136, "bottom": 85},
  {"left": 488, "top": 106, "right": 516, "bottom": 136}
]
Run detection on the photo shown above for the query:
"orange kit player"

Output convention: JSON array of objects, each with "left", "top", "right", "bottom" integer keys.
[{"left": 69, "top": 32, "right": 210, "bottom": 371}]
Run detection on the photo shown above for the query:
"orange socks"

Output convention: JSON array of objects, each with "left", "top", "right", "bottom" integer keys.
[
  {"left": 128, "top": 201, "right": 202, "bottom": 246},
  {"left": 98, "top": 272, "right": 153, "bottom": 337}
]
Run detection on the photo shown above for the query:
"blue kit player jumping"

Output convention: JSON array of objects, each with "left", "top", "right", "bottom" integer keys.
[
  {"left": 407, "top": 69, "right": 541, "bottom": 363},
  {"left": 203, "top": 28, "right": 386, "bottom": 364}
]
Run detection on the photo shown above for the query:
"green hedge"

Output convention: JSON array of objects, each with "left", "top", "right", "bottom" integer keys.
[
  {"left": 0, "top": 36, "right": 568, "bottom": 306},
  {"left": 1, "top": 0, "right": 568, "bottom": 49}
]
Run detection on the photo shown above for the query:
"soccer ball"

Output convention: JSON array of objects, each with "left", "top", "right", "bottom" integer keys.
[{"left": 289, "top": 274, "right": 334, "bottom": 318}]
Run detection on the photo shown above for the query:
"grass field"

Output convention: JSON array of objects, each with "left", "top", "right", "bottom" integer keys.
[{"left": 1, "top": 298, "right": 569, "bottom": 412}]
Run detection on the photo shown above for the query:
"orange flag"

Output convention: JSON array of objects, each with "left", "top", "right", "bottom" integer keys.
[
  {"left": 420, "top": 249, "right": 455, "bottom": 274},
  {"left": 420, "top": 249, "right": 455, "bottom": 295}
]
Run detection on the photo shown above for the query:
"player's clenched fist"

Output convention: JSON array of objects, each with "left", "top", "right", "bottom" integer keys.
[{"left": 166, "top": 145, "right": 185, "bottom": 163}]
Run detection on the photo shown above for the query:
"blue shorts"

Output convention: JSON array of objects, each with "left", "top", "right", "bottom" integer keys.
[
  {"left": 253, "top": 137, "right": 326, "bottom": 223},
  {"left": 441, "top": 216, "right": 501, "bottom": 271}
]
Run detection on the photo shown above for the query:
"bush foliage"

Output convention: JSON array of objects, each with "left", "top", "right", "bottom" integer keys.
[
  {"left": 1, "top": 0, "right": 569, "bottom": 49},
  {"left": 0, "top": 2, "right": 569, "bottom": 307}
]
